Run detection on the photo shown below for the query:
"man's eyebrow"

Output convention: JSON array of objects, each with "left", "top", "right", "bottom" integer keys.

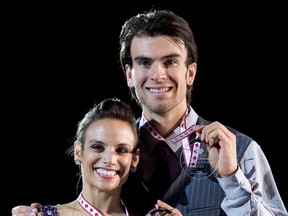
[
  {"left": 134, "top": 56, "right": 151, "bottom": 61},
  {"left": 134, "top": 53, "right": 181, "bottom": 61},
  {"left": 161, "top": 53, "right": 181, "bottom": 60}
]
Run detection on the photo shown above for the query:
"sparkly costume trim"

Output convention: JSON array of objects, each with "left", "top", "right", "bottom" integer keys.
[{"left": 41, "top": 205, "right": 59, "bottom": 216}]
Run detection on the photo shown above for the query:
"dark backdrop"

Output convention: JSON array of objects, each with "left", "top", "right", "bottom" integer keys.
[{"left": 4, "top": 2, "right": 287, "bottom": 215}]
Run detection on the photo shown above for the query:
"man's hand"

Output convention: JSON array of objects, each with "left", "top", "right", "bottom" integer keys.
[{"left": 197, "top": 121, "right": 238, "bottom": 178}]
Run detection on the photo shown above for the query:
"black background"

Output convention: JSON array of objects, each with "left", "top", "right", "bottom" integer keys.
[{"left": 4, "top": 1, "right": 287, "bottom": 215}]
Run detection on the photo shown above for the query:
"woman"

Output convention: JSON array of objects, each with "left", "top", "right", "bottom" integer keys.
[{"left": 15, "top": 98, "right": 180, "bottom": 216}]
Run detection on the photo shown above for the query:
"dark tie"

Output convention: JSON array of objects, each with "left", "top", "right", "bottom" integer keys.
[
  {"left": 158, "top": 141, "right": 171, "bottom": 160},
  {"left": 149, "top": 141, "right": 172, "bottom": 200}
]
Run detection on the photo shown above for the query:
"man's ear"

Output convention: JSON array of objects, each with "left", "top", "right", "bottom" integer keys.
[
  {"left": 187, "top": 63, "right": 197, "bottom": 85},
  {"left": 125, "top": 64, "right": 134, "bottom": 87}
]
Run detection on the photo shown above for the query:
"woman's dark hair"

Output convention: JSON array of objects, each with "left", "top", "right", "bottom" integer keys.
[{"left": 67, "top": 97, "right": 138, "bottom": 157}]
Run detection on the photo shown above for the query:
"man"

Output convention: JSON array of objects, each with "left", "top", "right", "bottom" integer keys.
[{"left": 12, "top": 9, "right": 287, "bottom": 216}]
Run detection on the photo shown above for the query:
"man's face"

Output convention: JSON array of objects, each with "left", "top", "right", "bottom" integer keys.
[{"left": 125, "top": 35, "right": 196, "bottom": 115}]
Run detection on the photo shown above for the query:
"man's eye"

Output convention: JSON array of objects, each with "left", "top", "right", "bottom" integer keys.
[
  {"left": 139, "top": 60, "right": 152, "bottom": 67},
  {"left": 164, "top": 59, "right": 176, "bottom": 67}
]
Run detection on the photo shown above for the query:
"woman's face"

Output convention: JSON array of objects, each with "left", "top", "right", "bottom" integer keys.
[{"left": 77, "top": 118, "right": 139, "bottom": 192}]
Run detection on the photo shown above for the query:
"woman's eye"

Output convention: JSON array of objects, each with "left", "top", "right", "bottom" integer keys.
[
  {"left": 116, "top": 147, "right": 130, "bottom": 154},
  {"left": 91, "top": 144, "right": 104, "bottom": 152}
]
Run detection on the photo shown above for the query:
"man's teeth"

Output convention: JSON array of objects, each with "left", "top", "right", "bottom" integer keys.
[{"left": 149, "top": 88, "right": 169, "bottom": 93}]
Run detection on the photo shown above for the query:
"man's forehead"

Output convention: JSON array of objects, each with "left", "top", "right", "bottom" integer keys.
[{"left": 130, "top": 36, "right": 187, "bottom": 59}]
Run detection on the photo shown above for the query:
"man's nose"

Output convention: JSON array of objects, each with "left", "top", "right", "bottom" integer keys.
[{"left": 151, "top": 62, "right": 167, "bottom": 81}]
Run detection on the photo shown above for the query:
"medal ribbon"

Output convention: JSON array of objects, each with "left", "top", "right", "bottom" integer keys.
[
  {"left": 139, "top": 108, "right": 200, "bottom": 167},
  {"left": 77, "top": 193, "right": 129, "bottom": 216}
]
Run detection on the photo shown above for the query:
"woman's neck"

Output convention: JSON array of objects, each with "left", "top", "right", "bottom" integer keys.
[{"left": 79, "top": 190, "right": 127, "bottom": 216}]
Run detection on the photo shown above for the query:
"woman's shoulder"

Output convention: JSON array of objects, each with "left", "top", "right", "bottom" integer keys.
[{"left": 52, "top": 201, "right": 79, "bottom": 216}]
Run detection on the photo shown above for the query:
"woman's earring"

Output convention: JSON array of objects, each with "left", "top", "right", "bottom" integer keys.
[
  {"left": 75, "top": 159, "right": 81, "bottom": 165},
  {"left": 130, "top": 167, "right": 137, "bottom": 173}
]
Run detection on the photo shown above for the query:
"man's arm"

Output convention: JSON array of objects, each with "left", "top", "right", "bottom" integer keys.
[{"left": 219, "top": 141, "right": 288, "bottom": 215}]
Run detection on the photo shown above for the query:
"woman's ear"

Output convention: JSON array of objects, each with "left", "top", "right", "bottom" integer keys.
[
  {"left": 74, "top": 141, "right": 81, "bottom": 161},
  {"left": 131, "top": 148, "right": 140, "bottom": 168}
]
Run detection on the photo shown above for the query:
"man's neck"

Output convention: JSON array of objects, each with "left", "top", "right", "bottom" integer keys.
[{"left": 143, "top": 105, "right": 187, "bottom": 137}]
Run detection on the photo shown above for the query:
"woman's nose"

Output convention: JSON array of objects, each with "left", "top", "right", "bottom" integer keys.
[{"left": 102, "top": 150, "right": 117, "bottom": 165}]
